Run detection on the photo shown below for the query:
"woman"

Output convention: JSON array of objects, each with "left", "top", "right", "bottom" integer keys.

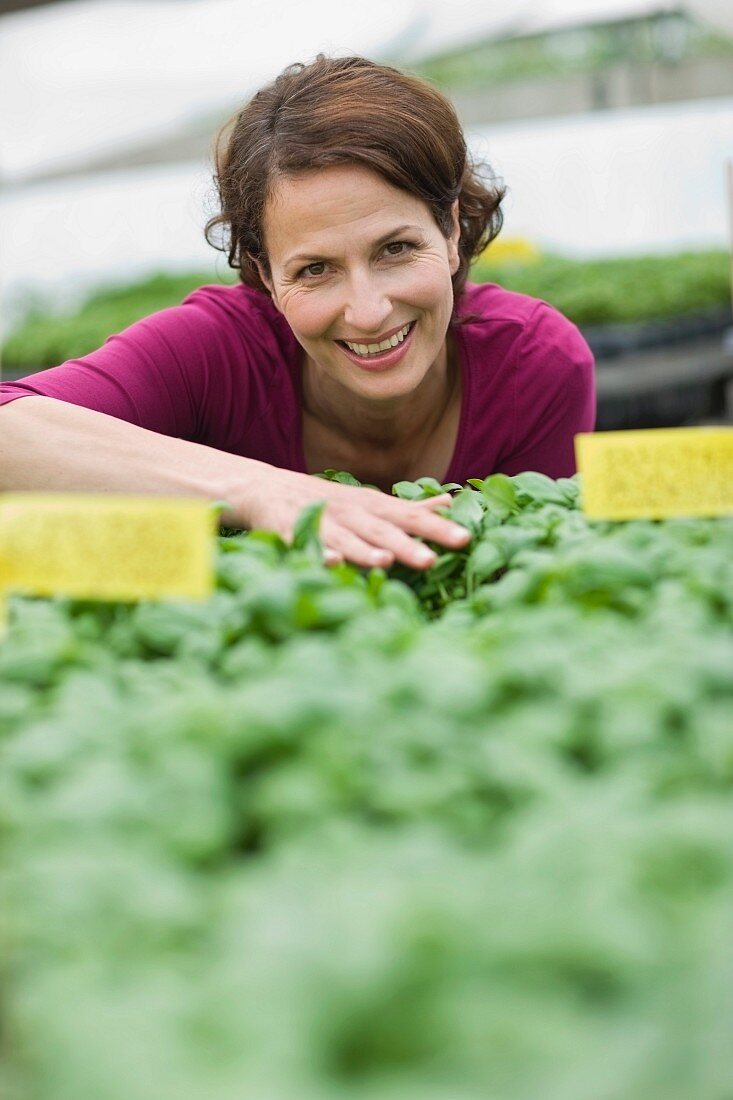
[{"left": 0, "top": 55, "right": 595, "bottom": 571}]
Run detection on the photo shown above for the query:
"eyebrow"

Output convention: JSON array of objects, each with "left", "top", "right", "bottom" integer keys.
[{"left": 284, "top": 225, "right": 424, "bottom": 267}]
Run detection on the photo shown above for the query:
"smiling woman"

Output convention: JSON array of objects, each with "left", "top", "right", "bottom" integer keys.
[{"left": 0, "top": 55, "right": 595, "bottom": 570}]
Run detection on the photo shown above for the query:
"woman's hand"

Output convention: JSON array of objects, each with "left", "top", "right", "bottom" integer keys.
[{"left": 238, "top": 466, "right": 471, "bottom": 570}]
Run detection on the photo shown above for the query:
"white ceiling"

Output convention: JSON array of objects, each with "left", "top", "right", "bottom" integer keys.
[{"left": 2, "top": 0, "right": 731, "bottom": 183}]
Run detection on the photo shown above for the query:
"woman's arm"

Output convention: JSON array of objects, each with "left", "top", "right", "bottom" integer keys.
[
  {"left": 0, "top": 396, "right": 470, "bottom": 569},
  {"left": 0, "top": 397, "right": 243, "bottom": 505}
]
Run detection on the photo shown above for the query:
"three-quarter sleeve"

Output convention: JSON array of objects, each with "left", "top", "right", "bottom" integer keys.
[{"left": 0, "top": 296, "right": 234, "bottom": 443}]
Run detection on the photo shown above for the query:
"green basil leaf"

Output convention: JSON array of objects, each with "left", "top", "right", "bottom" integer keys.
[
  {"left": 468, "top": 540, "right": 507, "bottom": 584},
  {"left": 392, "top": 481, "right": 425, "bottom": 500},
  {"left": 448, "top": 488, "right": 484, "bottom": 534},
  {"left": 480, "top": 474, "right": 519, "bottom": 517},
  {"left": 415, "top": 477, "right": 446, "bottom": 497},
  {"left": 512, "top": 471, "right": 568, "bottom": 506},
  {"left": 292, "top": 500, "right": 326, "bottom": 556}
]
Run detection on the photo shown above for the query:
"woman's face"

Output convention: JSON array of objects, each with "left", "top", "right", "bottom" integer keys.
[{"left": 259, "top": 164, "right": 460, "bottom": 402}]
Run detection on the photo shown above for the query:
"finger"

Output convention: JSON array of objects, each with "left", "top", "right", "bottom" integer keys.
[
  {"left": 323, "top": 525, "right": 395, "bottom": 570},
  {"left": 343, "top": 513, "right": 438, "bottom": 571},
  {"left": 416, "top": 493, "right": 454, "bottom": 506},
  {"left": 368, "top": 495, "right": 471, "bottom": 553},
  {"left": 400, "top": 505, "right": 473, "bottom": 550},
  {"left": 375, "top": 492, "right": 452, "bottom": 520}
]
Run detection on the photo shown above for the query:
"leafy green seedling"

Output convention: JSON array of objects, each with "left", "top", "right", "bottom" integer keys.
[
  {"left": 512, "top": 472, "right": 570, "bottom": 507},
  {"left": 292, "top": 500, "right": 327, "bottom": 562},
  {"left": 477, "top": 474, "right": 520, "bottom": 520},
  {"left": 392, "top": 481, "right": 427, "bottom": 501},
  {"left": 447, "top": 488, "right": 484, "bottom": 535},
  {"left": 316, "top": 469, "right": 362, "bottom": 487}
]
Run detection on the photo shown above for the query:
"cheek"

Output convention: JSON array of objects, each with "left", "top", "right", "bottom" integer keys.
[
  {"left": 400, "top": 257, "right": 454, "bottom": 308},
  {"left": 281, "top": 292, "right": 339, "bottom": 342}
]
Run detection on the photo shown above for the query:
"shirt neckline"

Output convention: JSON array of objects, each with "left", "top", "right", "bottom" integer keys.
[{"left": 290, "top": 317, "right": 473, "bottom": 487}]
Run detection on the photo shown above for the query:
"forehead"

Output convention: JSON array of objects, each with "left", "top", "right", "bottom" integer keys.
[{"left": 263, "top": 165, "right": 433, "bottom": 260}]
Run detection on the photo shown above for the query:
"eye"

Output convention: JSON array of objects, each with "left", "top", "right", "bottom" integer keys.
[
  {"left": 384, "top": 241, "right": 414, "bottom": 257},
  {"left": 298, "top": 261, "right": 328, "bottom": 280}
]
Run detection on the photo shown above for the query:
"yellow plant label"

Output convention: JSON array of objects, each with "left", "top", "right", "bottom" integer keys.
[
  {"left": 0, "top": 493, "right": 216, "bottom": 604},
  {"left": 575, "top": 428, "right": 733, "bottom": 520}
]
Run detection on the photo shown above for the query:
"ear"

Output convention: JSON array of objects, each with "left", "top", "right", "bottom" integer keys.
[
  {"left": 447, "top": 199, "right": 460, "bottom": 277},
  {"left": 251, "top": 254, "right": 279, "bottom": 307}
]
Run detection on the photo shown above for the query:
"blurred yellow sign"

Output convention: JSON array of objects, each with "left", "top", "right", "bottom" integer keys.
[
  {"left": 0, "top": 493, "right": 216, "bottom": 637},
  {"left": 575, "top": 428, "right": 733, "bottom": 520},
  {"left": 480, "top": 236, "right": 541, "bottom": 265}
]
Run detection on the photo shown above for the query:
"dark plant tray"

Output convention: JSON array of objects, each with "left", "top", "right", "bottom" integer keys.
[
  {"left": 582, "top": 306, "right": 733, "bottom": 361},
  {"left": 596, "top": 335, "right": 733, "bottom": 430}
]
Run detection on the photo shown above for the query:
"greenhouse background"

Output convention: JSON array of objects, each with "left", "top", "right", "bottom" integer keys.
[{"left": 2, "top": 0, "right": 733, "bottom": 425}]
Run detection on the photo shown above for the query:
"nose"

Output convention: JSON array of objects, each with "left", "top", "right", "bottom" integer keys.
[{"left": 341, "top": 270, "right": 392, "bottom": 337}]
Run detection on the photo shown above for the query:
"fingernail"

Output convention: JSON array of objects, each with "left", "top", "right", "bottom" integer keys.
[
  {"left": 415, "top": 547, "right": 436, "bottom": 566},
  {"left": 450, "top": 525, "right": 470, "bottom": 541},
  {"left": 370, "top": 549, "right": 391, "bottom": 565}
]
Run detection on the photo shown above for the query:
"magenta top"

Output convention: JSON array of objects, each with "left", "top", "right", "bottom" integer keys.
[{"left": 0, "top": 281, "right": 595, "bottom": 481}]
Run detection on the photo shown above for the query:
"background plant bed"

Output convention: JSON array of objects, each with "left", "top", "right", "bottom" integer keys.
[{"left": 583, "top": 304, "right": 733, "bottom": 360}]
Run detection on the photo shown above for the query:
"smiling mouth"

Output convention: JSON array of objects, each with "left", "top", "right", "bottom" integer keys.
[{"left": 336, "top": 321, "right": 415, "bottom": 357}]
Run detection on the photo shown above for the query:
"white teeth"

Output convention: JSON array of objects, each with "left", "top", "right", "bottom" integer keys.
[{"left": 344, "top": 323, "right": 412, "bottom": 357}]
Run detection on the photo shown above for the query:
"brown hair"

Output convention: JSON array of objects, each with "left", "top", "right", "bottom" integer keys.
[{"left": 205, "top": 54, "right": 506, "bottom": 317}]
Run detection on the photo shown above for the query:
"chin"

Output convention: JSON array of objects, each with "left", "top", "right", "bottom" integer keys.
[{"left": 347, "top": 357, "right": 424, "bottom": 385}]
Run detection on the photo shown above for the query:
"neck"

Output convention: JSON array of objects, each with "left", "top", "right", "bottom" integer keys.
[{"left": 302, "top": 335, "right": 457, "bottom": 453}]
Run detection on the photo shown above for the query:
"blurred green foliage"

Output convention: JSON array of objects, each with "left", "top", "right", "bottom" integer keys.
[
  {"left": 1, "top": 474, "right": 733, "bottom": 1099},
  {"left": 1, "top": 270, "right": 235, "bottom": 378},
  {"left": 472, "top": 249, "right": 732, "bottom": 327}
]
